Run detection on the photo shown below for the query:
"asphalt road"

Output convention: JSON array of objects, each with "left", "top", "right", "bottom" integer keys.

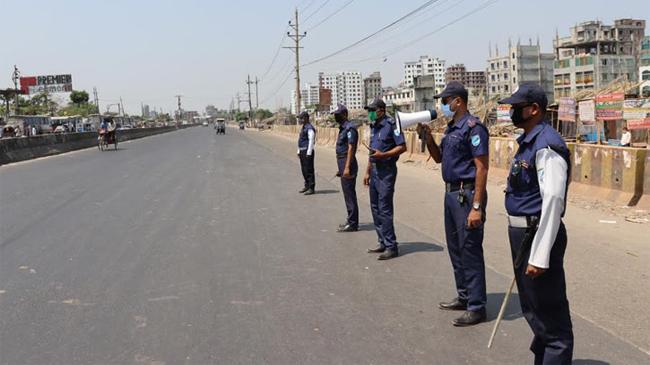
[{"left": 1, "top": 127, "right": 648, "bottom": 365}]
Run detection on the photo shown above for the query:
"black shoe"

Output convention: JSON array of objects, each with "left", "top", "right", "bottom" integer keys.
[
  {"left": 367, "top": 245, "right": 386, "bottom": 253},
  {"left": 452, "top": 309, "right": 486, "bottom": 327},
  {"left": 337, "top": 224, "right": 358, "bottom": 232},
  {"left": 338, "top": 223, "right": 348, "bottom": 229},
  {"left": 299, "top": 187, "right": 309, "bottom": 193},
  {"left": 303, "top": 189, "right": 315, "bottom": 195},
  {"left": 438, "top": 297, "right": 468, "bottom": 311},
  {"left": 377, "top": 248, "right": 398, "bottom": 260}
]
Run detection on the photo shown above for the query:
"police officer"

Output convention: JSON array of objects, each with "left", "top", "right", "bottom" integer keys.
[
  {"left": 332, "top": 104, "right": 359, "bottom": 232},
  {"left": 364, "top": 98, "right": 407, "bottom": 260},
  {"left": 297, "top": 111, "right": 316, "bottom": 195},
  {"left": 419, "top": 81, "right": 489, "bottom": 326},
  {"left": 499, "top": 83, "right": 573, "bottom": 364}
]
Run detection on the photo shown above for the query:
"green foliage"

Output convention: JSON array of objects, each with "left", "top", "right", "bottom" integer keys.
[
  {"left": 17, "top": 94, "right": 59, "bottom": 115},
  {"left": 235, "top": 111, "right": 248, "bottom": 121},
  {"left": 254, "top": 108, "right": 273, "bottom": 120},
  {"left": 59, "top": 103, "right": 99, "bottom": 117},
  {"left": 70, "top": 90, "right": 90, "bottom": 104}
]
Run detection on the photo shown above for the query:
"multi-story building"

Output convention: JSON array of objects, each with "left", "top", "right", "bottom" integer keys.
[
  {"left": 554, "top": 19, "right": 646, "bottom": 98},
  {"left": 290, "top": 83, "right": 320, "bottom": 114},
  {"left": 363, "top": 72, "right": 382, "bottom": 105},
  {"left": 445, "top": 64, "right": 487, "bottom": 97},
  {"left": 403, "top": 55, "right": 445, "bottom": 89},
  {"left": 142, "top": 104, "right": 151, "bottom": 118},
  {"left": 318, "top": 71, "right": 364, "bottom": 112},
  {"left": 413, "top": 75, "right": 437, "bottom": 111},
  {"left": 383, "top": 87, "right": 414, "bottom": 113},
  {"left": 638, "top": 36, "right": 650, "bottom": 97},
  {"left": 487, "top": 40, "right": 554, "bottom": 102}
]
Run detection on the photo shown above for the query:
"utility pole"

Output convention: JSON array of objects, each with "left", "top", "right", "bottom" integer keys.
[
  {"left": 255, "top": 77, "right": 259, "bottom": 109},
  {"left": 12, "top": 65, "right": 20, "bottom": 115},
  {"left": 283, "top": 8, "right": 306, "bottom": 116},
  {"left": 236, "top": 93, "right": 242, "bottom": 113},
  {"left": 119, "top": 97, "right": 124, "bottom": 116},
  {"left": 175, "top": 94, "right": 183, "bottom": 121},
  {"left": 93, "top": 87, "right": 99, "bottom": 114},
  {"left": 246, "top": 74, "right": 254, "bottom": 122}
]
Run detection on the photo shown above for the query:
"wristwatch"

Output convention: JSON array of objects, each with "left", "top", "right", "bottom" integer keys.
[{"left": 472, "top": 202, "right": 481, "bottom": 210}]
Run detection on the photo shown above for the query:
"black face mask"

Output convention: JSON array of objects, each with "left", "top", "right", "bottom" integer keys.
[
  {"left": 510, "top": 106, "right": 530, "bottom": 126},
  {"left": 334, "top": 114, "right": 345, "bottom": 124}
]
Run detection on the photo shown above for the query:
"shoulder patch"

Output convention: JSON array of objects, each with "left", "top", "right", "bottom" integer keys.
[
  {"left": 394, "top": 129, "right": 401, "bottom": 137},
  {"left": 347, "top": 131, "right": 352, "bottom": 139},
  {"left": 471, "top": 134, "right": 481, "bottom": 147}
]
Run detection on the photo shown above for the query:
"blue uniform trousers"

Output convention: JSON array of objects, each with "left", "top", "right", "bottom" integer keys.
[
  {"left": 369, "top": 163, "right": 397, "bottom": 249},
  {"left": 443, "top": 189, "right": 487, "bottom": 312},
  {"left": 508, "top": 222, "right": 573, "bottom": 365},
  {"left": 337, "top": 157, "right": 358, "bottom": 227},
  {"left": 299, "top": 151, "right": 315, "bottom": 189}
]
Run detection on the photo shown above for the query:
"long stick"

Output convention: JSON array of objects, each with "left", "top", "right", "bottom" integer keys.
[{"left": 488, "top": 277, "right": 516, "bottom": 349}]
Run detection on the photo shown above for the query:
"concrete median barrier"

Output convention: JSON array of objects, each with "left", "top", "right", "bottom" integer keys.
[{"left": 0, "top": 126, "right": 195, "bottom": 166}]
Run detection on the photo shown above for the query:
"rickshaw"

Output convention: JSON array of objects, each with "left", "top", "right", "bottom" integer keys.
[{"left": 98, "top": 127, "right": 118, "bottom": 150}]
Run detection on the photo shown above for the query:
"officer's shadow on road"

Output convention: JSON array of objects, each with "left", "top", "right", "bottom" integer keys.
[
  {"left": 398, "top": 241, "right": 444, "bottom": 256},
  {"left": 314, "top": 189, "right": 339, "bottom": 195},
  {"left": 572, "top": 360, "right": 610, "bottom": 365},
  {"left": 485, "top": 292, "right": 523, "bottom": 322}
]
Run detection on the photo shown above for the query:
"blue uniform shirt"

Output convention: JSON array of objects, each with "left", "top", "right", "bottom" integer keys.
[
  {"left": 336, "top": 121, "right": 358, "bottom": 156},
  {"left": 505, "top": 121, "right": 570, "bottom": 217},
  {"left": 369, "top": 115, "right": 406, "bottom": 164},
  {"left": 298, "top": 123, "right": 315, "bottom": 149},
  {"left": 440, "top": 113, "right": 489, "bottom": 183}
]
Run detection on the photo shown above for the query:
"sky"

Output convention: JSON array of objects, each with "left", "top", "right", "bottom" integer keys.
[{"left": 1, "top": 0, "right": 648, "bottom": 115}]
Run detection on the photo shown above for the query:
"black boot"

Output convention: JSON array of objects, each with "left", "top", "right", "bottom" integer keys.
[
  {"left": 438, "top": 297, "right": 468, "bottom": 311},
  {"left": 299, "top": 187, "right": 309, "bottom": 193},
  {"left": 337, "top": 224, "right": 358, "bottom": 232},
  {"left": 377, "top": 248, "right": 398, "bottom": 260},
  {"left": 303, "top": 188, "right": 315, "bottom": 195},
  {"left": 452, "top": 309, "right": 486, "bottom": 327}
]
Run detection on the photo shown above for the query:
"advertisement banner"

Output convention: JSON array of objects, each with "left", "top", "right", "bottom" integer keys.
[
  {"left": 595, "top": 92, "right": 624, "bottom": 120},
  {"left": 558, "top": 97, "right": 576, "bottom": 122},
  {"left": 623, "top": 98, "right": 650, "bottom": 130},
  {"left": 20, "top": 74, "right": 73, "bottom": 95},
  {"left": 496, "top": 104, "right": 511, "bottom": 123},
  {"left": 578, "top": 99, "right": 595, "bottom": 124}
]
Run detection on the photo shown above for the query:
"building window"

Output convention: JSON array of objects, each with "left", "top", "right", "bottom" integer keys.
[
  {"left": 503, "top": 61, "right": 508, "bottom": 68},
  {"left": 491, "top": 86, "right": 496, "bottom": 93},
  {"left": 491, "top": 63, "right": 495, "bottom": 70},
  {"left": 505, "top": 85, "right": 509, "bottom": 92},
  {"left": 513, "top": 77, "right": 516, "bottom": 84},
  {"left": 504, "top": 73, "right": 508, "bottom": 79},
  {"left": 491, "top": 74, "right": 495, "bottom": 81},
  {"left": 512, "top": 53, "right": 516, "bottom": 59},
  {"left": 643, "top": 70, "right": 650, "bottom": 81}
]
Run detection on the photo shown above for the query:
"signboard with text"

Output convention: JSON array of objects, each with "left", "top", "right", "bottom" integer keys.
[
  {"left": 595, "top": 92, "right": 624, "bottom": 120},
  {"left": 578, "top": 99, "right": 595, "bottom": 124},
  {"left": 496, "top": 104, "right": 511, "bottom": 123},
  {"left": 558, "top": 97, "right": 576, "bottom": 122},
  {"left": 20, "top": 74, "right": 73, "bottom": 95},
  {"left": 623, "top": 98, "right": 650, "bottom": 130}
]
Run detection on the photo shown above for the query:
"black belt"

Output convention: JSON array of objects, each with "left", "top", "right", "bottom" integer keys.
[
  {"left": 336, "top": 154, "right": 347, "bottom": 159},
  {"left": 445, "top": 180, "right": 475, "bottom": 192},
  {"left": 371, "top": 161, "right": 396, "bottom": 170}
]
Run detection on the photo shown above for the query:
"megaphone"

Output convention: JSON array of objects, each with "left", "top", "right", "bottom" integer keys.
[{"left": 395, "top": 110, "right": 437, "bottom": 152}]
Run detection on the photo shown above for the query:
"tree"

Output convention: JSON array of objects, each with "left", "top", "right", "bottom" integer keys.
[
  {"left": 254, "top": 108, "right": 273, "bottom": 121},
  {"left": 235, "top": 111, "right": 248, "bottom": 121},
  {"left": 70, "top": 90, "right": 89, "bottom": 105},
  {"left": 18, "top": 94, "right": 59, "bottom": 115}
]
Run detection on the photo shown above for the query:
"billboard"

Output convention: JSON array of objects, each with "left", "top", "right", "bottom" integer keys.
[
  {"left": 558, "top": 97, "right": 576, "bottom": 122},
  {"left": 578, "top": 99, "right": 595, "bottom": 124},
  {"left": 20, "top": 74, "right": 73, "bottom": 95},
  {"left": 623, "top": 98, "right": 650, "bottom": 130},
  {"left": 595, "top": 92, "right": 624, "bottom": 120}
]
